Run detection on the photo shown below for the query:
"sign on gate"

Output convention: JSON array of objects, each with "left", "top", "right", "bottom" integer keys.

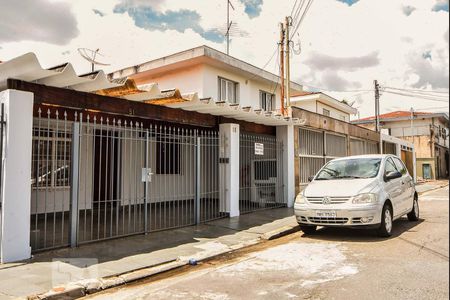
[{"left": 254, "top": 143, "right": 264, "bottom": 155}]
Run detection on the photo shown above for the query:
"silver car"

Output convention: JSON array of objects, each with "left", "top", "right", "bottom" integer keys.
[{"left": 294, "top": 155, "right": 419, "bottom": 237}]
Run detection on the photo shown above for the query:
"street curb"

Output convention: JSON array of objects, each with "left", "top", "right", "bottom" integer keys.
[
  {"left": 418, "top": 183, "right": 449, "bottom": 196},
  {"left": 261, "top": 225, "right": 300, "bottom": 240},
  {"left": 27, "top": 223, "right": 300, "bottom": 300}
]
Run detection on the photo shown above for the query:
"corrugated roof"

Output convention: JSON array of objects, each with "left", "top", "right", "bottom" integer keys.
[
  {"left": 1, "top": 53, "right": 304, "bottom": 127},
  {"left": 0, "top": 52, "right": 126, "bottom": 91},
  {"left": 162, "top": 97, "right": 305, "bottom": 126}
]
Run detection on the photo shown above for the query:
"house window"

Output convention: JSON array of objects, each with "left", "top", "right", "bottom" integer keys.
[
  {"left": 32, "top": 127, "right": 71, "bottom": 188},
  {"left": 260, "top": 91, "right": 275, "bottom": 111},
  {"left": 218, "top": 77, "right": 239, "bottom": 104},
  {"left": 156, "top": 138, "right": 181, "bottom": 175},
  {"left": 323, "top": 108, "right": 331, "bottom": 116}
]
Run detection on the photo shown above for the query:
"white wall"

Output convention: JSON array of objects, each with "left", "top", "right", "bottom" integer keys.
[
  {"left": 201, "top": 64, "right": 282, "bottom": 110},
  {"left": 133, "top": 63, "right": 284, "bottom": 112},
  {"left": 316, "top": 102, "right": 350, "bottom": 122},
  {"left": 292, "top": 99, "right": 351, "bottom": 122},
  {"left": 134, "top": 65, "right": 205, "bottom": 97},
  {"left": 0, "top": 89, "right": 33, "bottom": 263}
]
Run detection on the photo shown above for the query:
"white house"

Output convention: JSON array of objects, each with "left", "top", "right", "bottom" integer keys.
[
  {"left": 290, "top": 91, "right": 358, "bottom": 122},
  {"left": 110, "top": 45, "right": 304, "bottom": 114}
]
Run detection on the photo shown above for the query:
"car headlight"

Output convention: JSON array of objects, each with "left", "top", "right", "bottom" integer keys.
[
  {"left": 351, "top": 193, "right": 377, "bottom": 204},
  {"left": 295, "top": 193, "right": 306, "bottom": 204}
]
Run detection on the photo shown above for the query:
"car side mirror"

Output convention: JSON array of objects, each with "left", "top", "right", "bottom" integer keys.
[
  {"left": 308, "top": 176, "right": 314, "bottom": 182},
  {"left": 385, "top": 171, "right": 402, "bottom": 181}
]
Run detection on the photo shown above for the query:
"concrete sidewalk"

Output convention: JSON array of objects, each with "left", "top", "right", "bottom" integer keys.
[
  {"left": 416, "top": 180, "right": 449, "bottom": 195},
  {"left": 0, "top": 208, "right": 298, "bottom": 300}
]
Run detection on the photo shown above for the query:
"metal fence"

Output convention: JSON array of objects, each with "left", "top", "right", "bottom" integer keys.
[
  {"left": 30, "top": 107, "right": 225, "bottom": 251},
  {"left": 298, "top": 128, "right": 380, "bottom": 187},
  {"left": 239, "top": 133, "right": 285, "bottom": 214},
  {"left": 30, "top": 109, "right": 72, "bottom": 250}
]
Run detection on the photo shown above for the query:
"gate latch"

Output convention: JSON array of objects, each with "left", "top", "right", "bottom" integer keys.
[{"left": 142, "top": 168, "right": 153, "bottom": 182}]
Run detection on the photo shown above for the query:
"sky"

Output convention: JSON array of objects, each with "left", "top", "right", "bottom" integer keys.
[{"left": 0, "top": 0, "right": 448, "bottom": 118}]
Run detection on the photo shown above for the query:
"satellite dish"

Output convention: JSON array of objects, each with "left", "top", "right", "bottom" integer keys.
[{"left": 77, "top": 48, "right": 110, "bottom": 72}]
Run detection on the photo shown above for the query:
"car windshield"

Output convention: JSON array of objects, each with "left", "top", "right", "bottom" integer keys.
[{"left": 315, "top": 158, "right": 381, "bottom": 180}]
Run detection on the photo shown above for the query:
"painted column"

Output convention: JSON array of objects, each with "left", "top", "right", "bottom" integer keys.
[
  {"left": 277, "top": 125, "right": 295, "bottom": 208},
  {"left": 219, "top": 123, "right": 240, "bottom": 217},
  {"left": 0, "top": 89, "right": 33, "bottom": 263}
]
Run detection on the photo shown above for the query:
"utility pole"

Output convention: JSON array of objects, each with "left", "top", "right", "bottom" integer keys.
[
  {"left": 279, "top": 22, "right": 286, "bottom": 116},
  {"left": 285, "top": 17, "right": 292, "bottom": 111},
  {"left": 374, "top": 80, "right": 380, "bottom": 132}
]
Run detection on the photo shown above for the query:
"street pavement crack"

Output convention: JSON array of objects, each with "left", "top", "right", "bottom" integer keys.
[{"left": 398, "top": 236, "right": 449, "bottom": 261}]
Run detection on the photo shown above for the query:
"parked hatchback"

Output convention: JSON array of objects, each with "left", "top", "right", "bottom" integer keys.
[{"left": 294, "top": 155, "right": 419, "bottom": 237}]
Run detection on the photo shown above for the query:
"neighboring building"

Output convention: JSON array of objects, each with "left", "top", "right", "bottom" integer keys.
[
  {"left": 110, "top": 45, "right": 303, "bottom": 113},
  {"left": 290, "top": 91, "right": 357, "bottom": 122},
  {"left": 352, "top": 111, "right": 449, "bottom": 180}
]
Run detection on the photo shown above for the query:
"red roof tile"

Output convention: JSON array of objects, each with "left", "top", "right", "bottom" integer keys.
[{"left": 355, "top": 111, "right": 432, "bottom": 121}]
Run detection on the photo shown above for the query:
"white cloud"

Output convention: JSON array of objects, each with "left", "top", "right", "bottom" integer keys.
[
  {"left": 0, "top": 0, "right": 79, "bottom": 45},
  {"left": 0, "top": 0, "right": 447, "bottom": 117}
]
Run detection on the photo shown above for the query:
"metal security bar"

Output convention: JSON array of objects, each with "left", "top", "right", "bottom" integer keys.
[
  {"left": 298, "top": 128, "right": 348, "bottom": 186},
  {"left": 350, "top": 138, "right": 379, "bottom": 156},
  {"left": 239, "top": 133, "right": 284, "bottom": 214},
  {"left": 30, "top": 109, "right": 72, "bottom": 251},
  {"left": 298, "top": 128, "right": 326, "bottom": 185},
  {"left": 30, "top": 107, "right": 224, "bottom": 251},
  {"left": 383, "top": 141, "right": 397, "bottom": 155},
  {"left": 199, "top": 132, "right": 227, "bottom": 222}
]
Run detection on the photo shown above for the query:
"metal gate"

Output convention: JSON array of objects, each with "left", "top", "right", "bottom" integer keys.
[
  {"left": 298, "top": 128, "right": 348, "bottom": 187},
  {"left": 239, "top": 133, "right": 284, "bottom": 214},
  {"left": 30, "top": 108, "right": 225, "bottom": 251},
  {"left": 350, "top": 138, "right": 379, "bottom": 155}
]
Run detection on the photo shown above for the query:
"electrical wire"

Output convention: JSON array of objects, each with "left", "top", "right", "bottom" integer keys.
[
  {"left": 292, "top": 0, "right": 307, "bottom": 26},
  {"left": 290, "top": 0, "right": 300, "bottom": 18},
  {"left": 300, "top": 83, "right": 374, "bottom": 93},
  {"left": 383, "top": 88, "right": 449, "bottom": 99},
  {"left": 383, "top": 90, "right": 450, "bottom": 102},
  {"left": 384, "top": 86, "right": 449, "bottom": 95},
  {"left": 291, "top": 0, "right": 314, "bottom": 39}
]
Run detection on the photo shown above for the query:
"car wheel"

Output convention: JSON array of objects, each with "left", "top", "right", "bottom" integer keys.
[
  {"left": 299, "top": 224, "right": 317, "bottom": 235},
  {"left": 377, "top": 203, "right": 393, "bottom": 237},
  {"left": 407, "top": 196, "right": 419, "bottom": 221}
]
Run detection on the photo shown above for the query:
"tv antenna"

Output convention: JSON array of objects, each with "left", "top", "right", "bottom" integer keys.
[
  {"left": 77, "top": 48, "right": 110, "bottom": 72},
  {"left": 226, "top": 0, "right": 235, "bottom": 55}
]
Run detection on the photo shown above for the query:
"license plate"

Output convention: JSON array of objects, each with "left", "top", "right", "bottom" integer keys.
[{"left": 316, "top": 211, "right": 337, "bottom": 218}]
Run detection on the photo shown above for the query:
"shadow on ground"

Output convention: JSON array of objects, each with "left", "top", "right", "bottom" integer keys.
[
  {"left": 26, "top": 208, "right": 294, "bottom": 265},
  {"left": 300, "top": 217, "right": 425, "bottom": 243}
]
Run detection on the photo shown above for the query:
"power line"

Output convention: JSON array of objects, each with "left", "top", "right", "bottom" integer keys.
[
  {"left": 414, "top": 106, "right": 449, "bottom": 111},
  {"left": 300, "top": 83, "right": 373, "bottom": 93},
  {"left": 291, "top": 0, "right": 314, "bottom": 38},
  {"left": 292, "top": 0, "right": 307, "bottom": 25},
  {"left": 384, "top": 86, "right": 449, "bottom": 95},
  {"left": 290, "top": 0, "right": 300, "bottom": 18},
  {"left": 383, "top": 90, "right": 450, "bottom": 102},
  {"left": 384, "top": 87, "right": 449, "bottom": 99}
]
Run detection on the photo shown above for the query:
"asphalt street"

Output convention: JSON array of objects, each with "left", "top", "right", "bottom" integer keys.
[{"left": 86, "top": 186, "right": 449, "bottom": 300}]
